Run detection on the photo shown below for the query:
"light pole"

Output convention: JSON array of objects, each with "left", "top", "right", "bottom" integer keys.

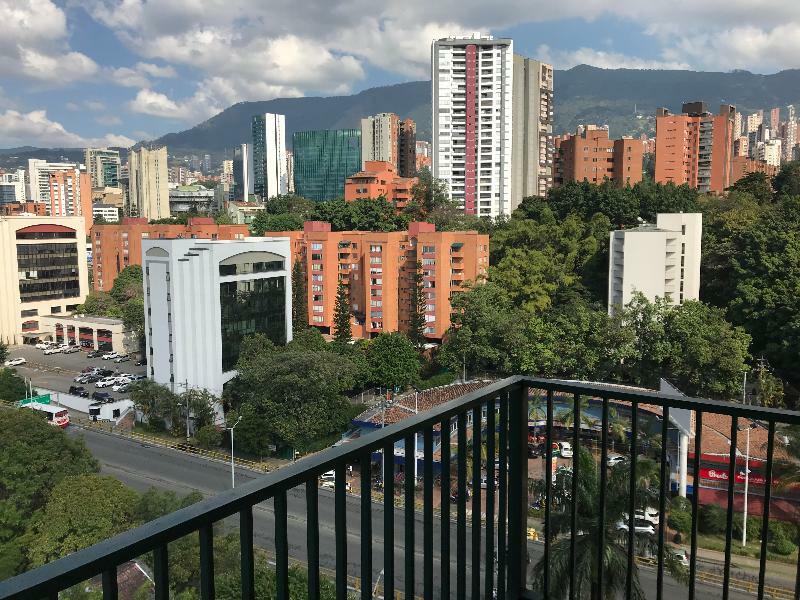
[
  {"left": 739, "top": 421, "right": 756, "bottom": 547},
  {"left": 229, "top": 416, "right": 243, "bottom": 488}
]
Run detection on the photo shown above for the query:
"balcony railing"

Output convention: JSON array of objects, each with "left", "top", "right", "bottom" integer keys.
[{"left": 1, "top": 377, "right": 800, "bottom": 599}]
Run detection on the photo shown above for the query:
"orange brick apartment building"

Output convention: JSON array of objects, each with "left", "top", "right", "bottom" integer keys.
[
  {"left": 730, "top": 156, "right": 779, "bottom": 185},
  {"left": 655, "top": 102, "right": 736, "bottom": 194},
  {"left": 344, "top": 161, "right": 418, "bottom": 210},
  {"left": 274, "top": 221, "right": 489, "bottom": 340},
  {"left": 92, "top": 217, "right": 249, "bottom": 291},
  {"left": 553, "top": 126, "right": 643, "bottom": 187}
]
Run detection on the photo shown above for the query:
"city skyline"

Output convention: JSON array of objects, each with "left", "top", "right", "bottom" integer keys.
[{"left": 3, "top": 1, "right": 800, "bottom": 148}]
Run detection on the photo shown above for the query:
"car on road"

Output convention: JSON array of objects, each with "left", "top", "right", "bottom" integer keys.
[
  {"left": 96, "top": 377, "right": 119, "bottom": 388},
  {"left": 4, "top": 357, "right": 26, "bottom": 367},
  {"left": 557, "top": 441, "right": 573, "bottom": 458},
  {"left": 43, "top": 346, "right": 62, "bottom": 355},
  {"left": 607, "top": 454, "right": 626, "bottom": 467},
  {"left": 101, "top": 352, "right": 119, "bottom": 360},
  {"left": 61, "top": 346, "right": 80, "bottom": 354},
  {"left": 113, "top": 354, "right": 130, "bottom": 363},
  {"left": 68, "top": 386, "right": 89, "bottom": 398},
  {"left": 671, "top": 549, "right": 689, "bottom": 568},
  {"left": 616, "top": 519, "right": 656, "bottom": 535},
  {"left": 91, "top": 391, "right": 113, "bottom": 403},
  {"left": 87, "top": 350, "right": 104, "bottom": 358},
  {"left": 135, "top": 358, "right": 147, "bottom": 366}
]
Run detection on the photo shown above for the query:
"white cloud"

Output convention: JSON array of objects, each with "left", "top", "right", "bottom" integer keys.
[
  {"left": 107, "top": 61, "right": 177, "bottom": 88},
  {"left": 536, "top": 44, "right": 690, "bottom": 71},
  {"left": 95, "top": 114, "right": 121, "bottom": 126},
  {"left": 0, "top": 0, "right": 98, "bottom": 84},
  {"left": 0, "top": 108, "right": 135, "bottom": 148},
  {"left": 135, "top": 62, "right": 176, "bottom": 78},
  {"left": 127, "top": 89, "right": 184, "bottom": 119}
]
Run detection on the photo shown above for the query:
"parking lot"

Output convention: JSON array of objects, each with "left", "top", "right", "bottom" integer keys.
[{"left": 4, "top": 344, "right": 147, "bottom": 404}]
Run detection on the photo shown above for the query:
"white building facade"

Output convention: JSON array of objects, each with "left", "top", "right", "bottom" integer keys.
[
  {"left": 432, "top": 34, "right": 514, "bottom": 218},
  {"left": 361, "top": 112, "right": 398, "bottom": 168},
  {"left": 608, "top": 213, "right": 702, "bottom": 315},
  {"left": 28, "top": 159, "right": 79, "bottom": 203},
  {"left": 252, "top": 113, "right": 288, "bottom": 199},
  {"left": 0, "top": 170, "right": 27, "bottom": 204},
  {"left": 129, "top": 147, "right": 170, "bottom": 220},
  {"left": 142, "top": 238, "right": 292, "bottom": 420}
]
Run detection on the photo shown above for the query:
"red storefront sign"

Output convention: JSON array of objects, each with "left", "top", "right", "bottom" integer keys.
[{"left": 699, "top": 467, "right": 775, "bottom": 486}]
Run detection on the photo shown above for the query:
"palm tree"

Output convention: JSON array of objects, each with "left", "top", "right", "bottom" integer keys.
[{"left": 532, "top": 448, "right": 685, "bottom": 599}]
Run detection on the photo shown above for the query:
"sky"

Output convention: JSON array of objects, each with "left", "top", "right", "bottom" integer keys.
[{"left": 2, "top": 0, "right": 800, "bottom": 148}]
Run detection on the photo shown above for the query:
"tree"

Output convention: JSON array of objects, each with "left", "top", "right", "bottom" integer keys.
[
  {"left": 195, "top": 424, "right": 222, "bottom": 449},
  {"left": 121, "top": 296, "right": 145, "bottom": 338},
  {"left": 93, "top": 215, "right": 107, "bottom": 225},
  {"left": 367, "top": 332, "right": 420, "bottom": 391},
  {"left": 0, "top": 341, "right": 7, "bottom": 365},
  {"left": 250, "top": 211, "right": 305, "bottom": 234},
  {"left": 28, "top": 475, "right": 138, "bottom": 567},
  {"left": 130, "top": 380, "right": 177, "bottom": 430},
  {"left": 728, "top": 171, "right": 773, "bottom": 203},
  {"left": 215, "top": 211, "right": 234, "bottom": 225},
  {"left": 408, "top": 261, "right": 427, "bottom": 347},
  {"left": 291, "top": 260, "right": 308, "bottom": 335},
  {"left": 332, "top": 280, "right": 352, "bottom": 345},
  {"left": 0, "top": 368, "right": 30, "bottom": 402},
  {"left": 110, "top": 264, "right": 144, "bottom": 304},
  {"left": 77, "top": 292, "right": 122, "bottom": 318},
  {"left": 773, "top": 160, "right": 800, "bottom": 197}
]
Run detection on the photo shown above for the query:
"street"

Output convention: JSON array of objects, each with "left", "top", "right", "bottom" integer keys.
[{"left": 67, "top": 426, "right": 761, "bottom": 599}]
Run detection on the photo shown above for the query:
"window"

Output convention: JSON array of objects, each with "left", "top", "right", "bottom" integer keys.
[
  {"left": 219, "top": 259, "right": 284, "bottom": 276},
  {"left": 370, "top": 257, "right": 382, "bottom": 264},
  {"left": 312, "top": 264, "right": 323, "bottom": 271},
  {"left": 311, "top": 243, "right": 323, "bottom": 250},
  {"left": 311, "top": 253, "right": 323, "bottom": 261},
  {"left": 370, "top": 245, "right": 382, "bottom": 253},
  {"left": 422, "top": 246, "right": 436, "bottom": 254},
  {"left": 20, "top": 309, "right": 38, "bottom": 317},
  {"left": 313, "top": 315, "right": 324, "bottom": 323}
]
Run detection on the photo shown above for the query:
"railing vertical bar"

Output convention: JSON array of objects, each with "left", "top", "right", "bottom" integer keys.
[
  {"left": 423, "top": 427, "right": 434, "bottom": 600},
  {"left": 471, "top": 404, "right": 482, "bottom": 599},
  {"left": 239, "top": 508, "right": 254, "bottom": 600},
  {"left": 485, "top": 396, "right": 496, "bottom": 600},
  {"left": 153, "top": 545, "right": 169, "bottom": 600},
  {"left": 102, "top": 568, "right": 118, "bottom": 600},
  {"left": 384, "top": 442, "right": 395, "bottom": 600},
  {"left": 440, "top": 417, "right": 451, "bottom": 600},
  {"left": 404, "top": 433, "right": 415, "bottom": 600},
  {"left": 507, "top": 383, "right": 529, "bottom": 599},
  {"left": 198, "top": 523, "right": 214, "bottom": 600},
  {"left": 544, "top": 389, "right": 554, "bottom": 599},
  {"left": 497, "top": 392, "right": 509, "bottom": 600},
  {"left": 457, "top": 412, "right": 467, "bottom": 600},
  {"left": 361, "top": 456, "right": 372, "bottom": 600},
  {"left": 688, "top": 411, "right": 703, "bottom": 600},
  {"left": 569, "top": 393, "right": 580, "bottom": 600},
  {"left": 757, "top": 421, "right": 775, "bottom": 600},
  {"left": 597, "top": 395, "right": 610, "bottom": 599},
  {"left": 335, "top": 464, "right": 347, "bottom": 600},
  {"left": 275, "top": 490, "right": 289, "bottom": 600},
  {"left": 656, "top": 406, "right": 670, "bottom": 600},
  {"left": 722, "top": 419, "right": 739, "bottom": 600},
  {"left": 306, "top": 480, "right": 320, "bottom": 600},
  {"left": 626, "top": 401, "right": 639, "bottom": 600}
]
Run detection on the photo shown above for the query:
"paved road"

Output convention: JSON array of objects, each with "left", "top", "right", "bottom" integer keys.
[
  {"left": 68, "top": 427, "right": 763, "bottom": 599},
  {"left": 7, "top": 344, "right": 146, "bottom": 404}
]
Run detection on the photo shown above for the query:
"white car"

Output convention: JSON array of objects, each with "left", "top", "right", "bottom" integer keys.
[
  {"left": 3, "top": 357, "right": 26, "bottom": 367},
  {"left": 101, "top": 352, "right": 119, "bottom": 360},
  {"left": 43, "top": 346, "right": 62, "bottom": 355},
  {"left": 112, "top": 380, "right": 132, "bottom": 392},
  {"left": 616, "top": 519, "right": 656, "bottom": 535},
  {"left": 96, "top": 377, "right": 118, "bottom": 388},
  {"left": 671, "top": 549, "right": 689, "bottom": 568},
  {"left": 35, "top": 342, "right": 51, "bottom": 350},
  {"left": 623, "top": 508, "right": 660, "bottom": 526},
  {"left": 557, "top": 441, "right": 573, "bottom": 458},
  {"left": 607, "top": 454, "right": 626, "bottom": 467}
]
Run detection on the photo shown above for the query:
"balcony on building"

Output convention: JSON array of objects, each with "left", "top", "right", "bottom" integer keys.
[{"left": 2, "top": 378, "right": 800, "bottom": 600}]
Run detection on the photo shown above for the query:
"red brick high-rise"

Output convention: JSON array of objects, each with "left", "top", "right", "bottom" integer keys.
[
  {"left": 398, "top": 119, "right": 417, "bottom": 177},
  {"left": 554, "top": 126, "right": 643, "bottom": 187}
]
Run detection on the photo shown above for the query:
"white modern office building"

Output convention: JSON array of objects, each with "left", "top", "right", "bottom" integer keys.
[
  {"left": 608, "top": 213, "right": 702, "bottom": 315},
  {"left": 431, "top": 34, "right": 514, "bottom": 218},
  {"left": 129, "top": 146, "right": 170, "bottom": 220},
  {"left": 84, "top": 148, "right": 121, "bottom": 188},
  {"left": 0, "top": 170, "right": 27, "bottom": 204},
  {"left": 28, "top": 159, "right": 80, "bottom": 203},
  {"left": 92, "top": 203, "right": 120, "bottom": 223},
  {"left": 252, "top": 113, "right": 288, "bottom": 199},
  {"left": 142, "top": 237, "right": 292, "bottom": 421},
  {"left": 361, "top": 112, "right": 398, "bottom": 168}
]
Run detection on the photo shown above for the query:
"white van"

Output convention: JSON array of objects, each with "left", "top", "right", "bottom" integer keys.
[{"left": 557, "top": 441, "right": 573, "bottom": 458}]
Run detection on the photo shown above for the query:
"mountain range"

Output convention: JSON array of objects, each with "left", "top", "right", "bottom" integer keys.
[{"left": 3, "top": 65, "right": 800, "bottom": 167}]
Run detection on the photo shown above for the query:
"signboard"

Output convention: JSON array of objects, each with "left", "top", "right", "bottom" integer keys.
[
  {"left": 18, "top": 394, "right": 51, "bottom": 406},
  {"left": 699, "top": 467, "right": 776, "bottom": 486}
]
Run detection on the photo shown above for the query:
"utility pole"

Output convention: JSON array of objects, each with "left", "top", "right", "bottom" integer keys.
[
  {"left": 229, "top": 416, "right": 242, "bottom": 488},
  {"left": 185, "top": 380, "right": 190, "bottom": 441}
]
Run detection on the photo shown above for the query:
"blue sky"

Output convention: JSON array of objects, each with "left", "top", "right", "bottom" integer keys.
[{"left": 2, "top": 0, "right": 800, "bottom": 148}]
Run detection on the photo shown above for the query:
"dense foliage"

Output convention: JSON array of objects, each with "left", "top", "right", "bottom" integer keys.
[{"left": 77, "top": 265, "right": 146, "bottom": 341}]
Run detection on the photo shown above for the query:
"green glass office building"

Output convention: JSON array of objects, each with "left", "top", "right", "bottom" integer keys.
[{"left": 292, "top": 129, "right": 361, "bottom": 201}]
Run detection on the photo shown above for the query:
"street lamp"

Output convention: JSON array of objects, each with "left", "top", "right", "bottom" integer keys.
[
  {"left": 738, "top": 421, "right": 757, "bottom": 547},
  {"left": 228, "top": 416, "right": 243, "bottom": 488}
]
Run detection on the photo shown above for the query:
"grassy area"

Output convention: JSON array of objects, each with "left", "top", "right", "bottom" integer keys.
[{"left": 694, "top": 532, "right": 798, "bottom": 565}]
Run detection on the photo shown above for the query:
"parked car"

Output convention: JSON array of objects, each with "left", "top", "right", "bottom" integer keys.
[
  {"left": 68, "top": 386, "right": 89, "bottom": 398},
  {"left": 112, "top": 381, "right": 130, "bottom": 393},
  {"left": 43, "top": 346, "right": 62, "bottom": 355},
  {"left": 134, "top": 358, "right": 147, "bottom": 366},
  {"left": 91, "top": 391, "right": 113, "bottom": 403},
  {"left": 113, "top": 354, "right": 130, "bottom": 363},
  {"left": 96, "top": 377, "right": 118, "bottom": 388},
  {"left": 630, "top": 507, "right": 660, "bottom": 525},
  {"left": 96, "top": 369, "right": 114, "bottom": 377},
  {"left": 616, "top": 519, "right": 656, "bottom": 535},
  {"left": 62, "top": 346, "right": 80, "bottom": 354},
  {"left": 128, "top": 374, "right": 147, "bottom": 381},
  {"left": 4, "top": 357, "right": 26, "bottom": 367},
  {"left": 319, "top": 470, "right": 336, "bottom": 483},
  {"left": 35, "top": 341, "right": 52, "bottom": 350},
  {"left": 83, "top": 374, "right": 103, "bottom": 384},
  {"left": 101, "top": 352, "right": 119, "bottom": 360},
  {"left": 607, "top": 454, "right": 626, "bottom": 467},
  {"left": 671, "top": 549, "right": 689, "bottom": 567},
  {"left": 87, "top": 350, "right": 104, "bottom": 358},
  {"left": 557, "top": 441, "right": 573, "bottom": 458}
]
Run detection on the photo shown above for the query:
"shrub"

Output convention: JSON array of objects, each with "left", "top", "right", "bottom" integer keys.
[
  {"left": 195, "top": 424, "right": 222, "bottom": 449},
  {"left": 732, "top": 514, "right": 762, "bottom": 540},
  {"left": 698, "top": 503, "right": 727, "bottom": 535},
  {"left": 668, "top": 510, "right": 692, "bottom": 535},
  {"left": 670, "top": 496, "right": 691, "bottom": 513},
  {"left": 769, "top": 535, "right": 796, "bottom": 556}
]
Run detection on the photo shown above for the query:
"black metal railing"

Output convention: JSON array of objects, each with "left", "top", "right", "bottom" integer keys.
[{"left": 1, "top": 376, "right": 799, "bottom": 599}]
